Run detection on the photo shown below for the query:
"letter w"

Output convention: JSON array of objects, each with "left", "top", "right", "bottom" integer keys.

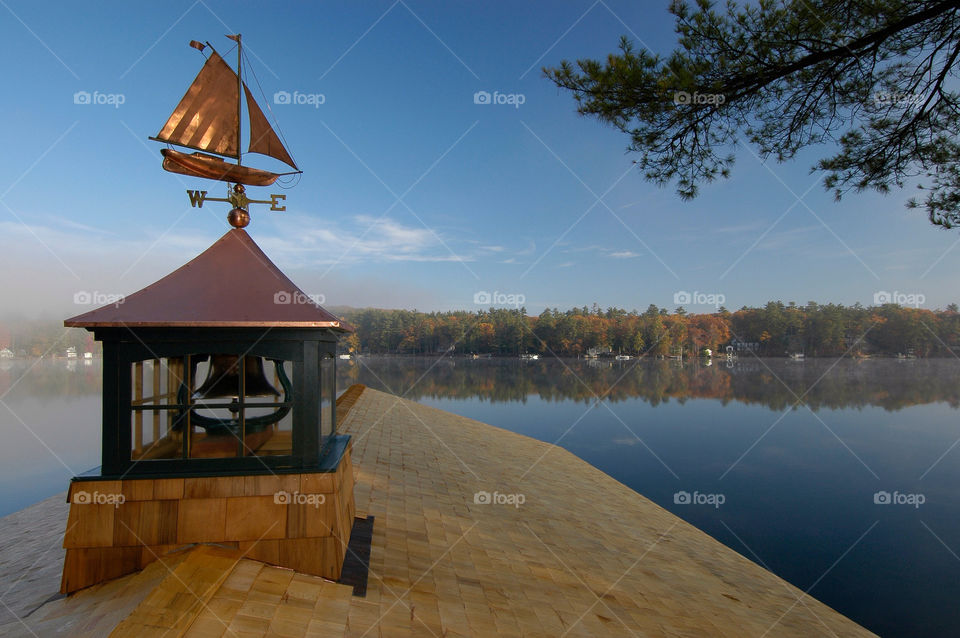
[{"left": 187, "top": 190, "right": 207, "bottom": 207}]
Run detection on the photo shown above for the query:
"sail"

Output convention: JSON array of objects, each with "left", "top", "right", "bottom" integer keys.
[
  {"left": 154, "top": 52, "right": 240, "bottom": 159},
  {"left": 244, "top": 84, "right": 298, "bottom": 170}
]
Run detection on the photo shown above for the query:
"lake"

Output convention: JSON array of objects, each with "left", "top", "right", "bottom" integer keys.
[{"left": 1, "top": 355, "right": 958, "bottom": 637}]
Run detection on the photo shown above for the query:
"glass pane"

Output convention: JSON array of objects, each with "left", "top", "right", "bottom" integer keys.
[
  {"left": 187, "top": 355, "right": 293, "bottom": 459},
  {"left": 189, "top": 354, "right": 237, "bottom": 459},
  {"left": 130, "top": 408, "right": 185, "bottom": 460},
  {"left": 131, "top": 357, "right": 184, "bottom": 407},
  {"left": 130, "top": 357, "right": 186, "bottom": 461},
  {"left": 320, "top": 354, "right": 334, "bottom": 440},
  {"left": 247, "top": 360, "right": 293, "bottom": 456},
  {"left": 129, "top": 354, "right": 295, "bottom": 462}
]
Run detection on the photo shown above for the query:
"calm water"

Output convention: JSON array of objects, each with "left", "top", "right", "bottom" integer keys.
[{"left": 2, "top": 355, "right": 959, "bottom": 637}]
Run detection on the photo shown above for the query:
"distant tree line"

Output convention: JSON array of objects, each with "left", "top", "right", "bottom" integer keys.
[
  {"left": 7, "top": 300, "right": 960, "bottom": 358},
  {"left": 339, "top": 301, "right": 960, "bottom": 358}
]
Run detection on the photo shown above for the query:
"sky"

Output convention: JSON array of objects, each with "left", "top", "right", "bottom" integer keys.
[{"left": 1, "top": 0, "right": 959, "bottom": 319}]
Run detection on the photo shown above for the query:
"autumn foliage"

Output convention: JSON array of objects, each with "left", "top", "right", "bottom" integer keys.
[{"left": 340, "top": 301, "right": 960, "bottom": 358}]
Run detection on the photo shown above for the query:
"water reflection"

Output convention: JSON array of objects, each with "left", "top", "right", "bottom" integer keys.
[
  {"left": 338, "top": 356, "right": 960, "bottom": 412},
  {"left": 4, "top": 356, "right": 957, "bottom": 413},
  {"left": 0, "top": 357, "right": 101, "bottom": 398}
]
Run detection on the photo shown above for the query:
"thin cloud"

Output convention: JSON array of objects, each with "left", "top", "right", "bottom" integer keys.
[
  {"left": 562, "top": 243, "right": 605, "bottom": 254},
  {"left": 560, "top": 244, "right": 641, "bottom": 259},
  {"left": 756, "top": 225, "right": 824, "bottom": 251},
  {"left": 257, "top": 214, "right": 472, "bottom": 265},
  {"left": 0, "top": 220, "right": 210, "bottom": 257},
  {"left": 517, "top": 240, "right": 537, "bottom": 256},
  {"left": 713, "top": 221, "right": 771, "bottom": 234},
  {"left": 39, "top": 215, "right": 120, "bottom": 236}
]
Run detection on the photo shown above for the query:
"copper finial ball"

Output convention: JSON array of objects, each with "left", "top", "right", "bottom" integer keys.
[{"left": 228, "top": 208, "right": 250, "bottom": 228}]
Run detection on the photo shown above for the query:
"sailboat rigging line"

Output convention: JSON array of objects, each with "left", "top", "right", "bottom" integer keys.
[
  {"left": 198, "top": 40, "right": 214, "bottom": 60},
  {"left": 274, "top": 173, "right": 302, "bottom": 190},
  {"left": 242, "top": 48, "right": 299, "bottom": 170}
]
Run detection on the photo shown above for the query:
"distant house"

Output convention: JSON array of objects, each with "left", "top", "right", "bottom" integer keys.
[
  {"left": 66, "top": 346, "right": 77, "bottom": 359},
  {"left": 0, "top": 348, "right": 13, "bottom": 359},
  {"left": 586, "top": 346, "right": 613, "bottom": 358},
  {"left": 729, "top": 338, "right": 759, "bottom": 352}
]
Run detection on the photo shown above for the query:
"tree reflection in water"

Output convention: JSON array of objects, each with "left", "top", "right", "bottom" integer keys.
[
  {"left": 338, "top": 356, "right": 960, "bottom": 412},
  {"left": 3, "top": 356, "right": 957, "bottom": 413}
]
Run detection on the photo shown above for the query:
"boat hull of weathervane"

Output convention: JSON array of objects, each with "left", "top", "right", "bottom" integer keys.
[{"left": 161, "top": 148, "right": 280, "bottom": 187}]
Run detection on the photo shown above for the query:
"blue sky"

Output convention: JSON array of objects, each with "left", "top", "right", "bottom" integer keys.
[{"left": 1, "top": 0, "right": 958, "bottom": 317}]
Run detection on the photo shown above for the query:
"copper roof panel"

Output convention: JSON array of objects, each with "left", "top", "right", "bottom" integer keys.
[{"left": 64, "top": 229, "right": 351, "bottom": 330}]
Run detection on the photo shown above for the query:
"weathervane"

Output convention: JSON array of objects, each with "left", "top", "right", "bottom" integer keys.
[
  {"left": 186, "top": 185, "right": 286, "bottom": 229},
  {"left": 149, "top": 34, "right": 301, "bottom": 228}
]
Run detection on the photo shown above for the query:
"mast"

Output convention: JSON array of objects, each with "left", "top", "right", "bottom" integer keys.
[{"left": 236, "top": 34, "right": 242, "bottom": 167}]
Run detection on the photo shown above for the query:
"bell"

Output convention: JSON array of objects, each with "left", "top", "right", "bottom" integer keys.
[{"left": 193, "top": 355, "right": 280, "bottom": 400}]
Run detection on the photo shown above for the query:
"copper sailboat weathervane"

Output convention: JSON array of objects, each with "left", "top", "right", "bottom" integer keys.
[{"left": 150, "top": 34, "right": 300, "bottom": 227}]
